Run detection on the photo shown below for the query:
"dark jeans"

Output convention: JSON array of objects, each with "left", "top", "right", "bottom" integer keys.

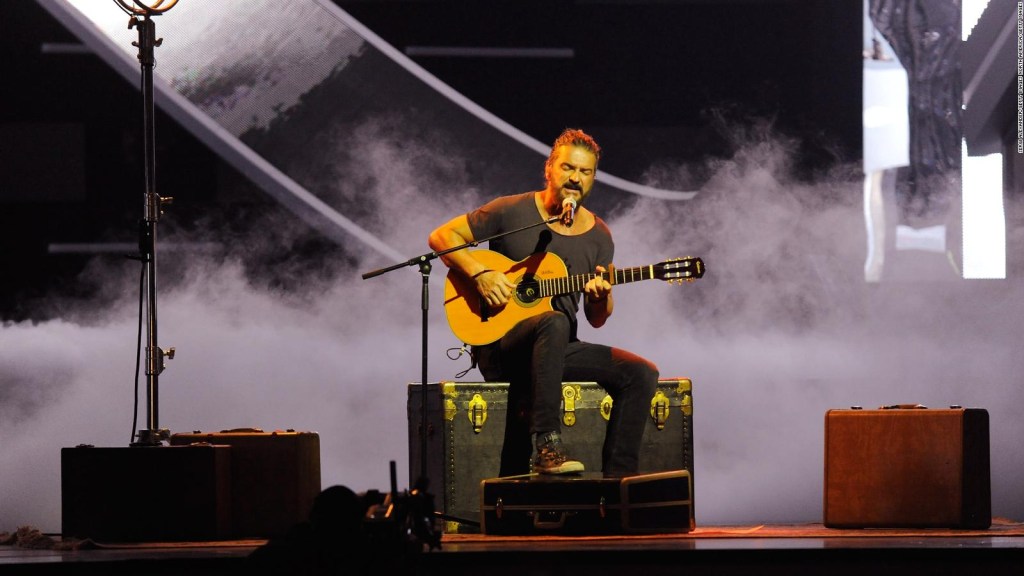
[{"left": 475, "top": 311, "right": 659, "bottom": 476}]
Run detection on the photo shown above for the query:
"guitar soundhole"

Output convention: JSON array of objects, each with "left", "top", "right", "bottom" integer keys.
[{"left": 515, "top": 279, "right": 541, "bottom": 305}]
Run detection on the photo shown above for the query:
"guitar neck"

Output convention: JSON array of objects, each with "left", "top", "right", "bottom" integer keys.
[{"left": 538, "top": 265, "right": 656, "bottom": 297}]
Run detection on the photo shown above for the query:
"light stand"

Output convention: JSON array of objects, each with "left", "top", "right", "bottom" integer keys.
[{"left": 116, "top": 0, "right": 180, "bottom": 446}]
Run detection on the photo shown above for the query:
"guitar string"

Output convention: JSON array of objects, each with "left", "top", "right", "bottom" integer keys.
[{"left": 538, "top": 266, "right": 649, "bottom": 297}]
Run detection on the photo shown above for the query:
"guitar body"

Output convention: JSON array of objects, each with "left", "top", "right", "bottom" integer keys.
[{"left": 444, "top": 251, "right": 567, "bottom": 346}]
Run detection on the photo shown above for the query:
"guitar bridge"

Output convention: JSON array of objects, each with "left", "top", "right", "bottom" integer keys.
[{"left": 478, "top": 296, "right": 490, "bottom": 322}]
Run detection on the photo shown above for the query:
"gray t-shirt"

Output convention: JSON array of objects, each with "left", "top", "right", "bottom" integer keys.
[{"left": 467, "top": 191, "right": 614, "bottom": 340}]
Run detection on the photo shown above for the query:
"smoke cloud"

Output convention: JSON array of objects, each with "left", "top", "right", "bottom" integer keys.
[{"left": 2, "top": 124, "right": 1022, "bottom": 535}]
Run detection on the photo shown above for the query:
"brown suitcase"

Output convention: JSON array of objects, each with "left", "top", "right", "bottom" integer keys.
[
  {"left": 823, "top": 406, "right": 990, "bottom": 529},
  {"left": 170, "top": 429, "right": 321, "bottom": 537}
]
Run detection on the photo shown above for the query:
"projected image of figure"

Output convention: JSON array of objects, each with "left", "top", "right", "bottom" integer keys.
[
  {"left": 428, "top": 129, "right": 659, "bottom": 477},
  {"left": 863, "top": 2, "right": 910, "bottom": 282},
  {"left": 863, "top": 0, "right": 962, "bottom": 281},
  {"left": 872, "top": 0, "right": 962, "bottom": 222}
]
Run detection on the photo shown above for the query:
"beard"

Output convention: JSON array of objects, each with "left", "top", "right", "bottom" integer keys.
[{"left": 560, "top": 181, "right": 589, "bottom": 207}]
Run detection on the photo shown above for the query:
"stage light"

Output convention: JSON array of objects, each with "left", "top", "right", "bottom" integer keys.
[{"left": 113, "top": 0, "right": 180, "bottom": 16}]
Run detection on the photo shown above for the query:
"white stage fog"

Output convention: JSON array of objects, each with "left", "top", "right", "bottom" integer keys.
[{"left": 2, "top": 132, "right": 1022, "bottom": 533}]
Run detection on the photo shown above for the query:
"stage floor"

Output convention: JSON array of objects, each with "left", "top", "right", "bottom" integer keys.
[{"left": 3, "top": 520, "right": 1023, "bottom": 575}]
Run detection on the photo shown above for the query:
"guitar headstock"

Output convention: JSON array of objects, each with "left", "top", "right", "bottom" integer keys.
[{"left": 655, "top": 257, "right": 705, "bottom": 284}]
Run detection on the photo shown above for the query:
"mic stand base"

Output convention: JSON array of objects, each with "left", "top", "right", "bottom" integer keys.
[
  {"left": 132, "top": 429, "right": 170, "bottom": 447},
  {"left": 359, "top": 213, "right": 561, "bottom": 522}
]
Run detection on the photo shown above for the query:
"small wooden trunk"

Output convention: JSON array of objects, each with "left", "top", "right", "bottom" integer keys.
[
  {"left": 480, "top": 470, "right": 694, "bottom": 535},
  {"left": 823, "top": 407, "right": 990, "bottom": 529},
  {"left": 170, "top": 429, "right": 321, "bottom": 537}
]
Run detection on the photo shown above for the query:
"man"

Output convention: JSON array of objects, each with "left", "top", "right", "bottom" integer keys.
[{"left": 428, "top": 128, "right": 658, "bottom": 476}]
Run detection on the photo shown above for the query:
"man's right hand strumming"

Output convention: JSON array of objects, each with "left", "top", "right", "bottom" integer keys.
[
  {"left": 473, "top": 269, "right": 514, "bottom": 307},
  {"left": 428, "top": 213, "right": 514, "bottom": 306}
]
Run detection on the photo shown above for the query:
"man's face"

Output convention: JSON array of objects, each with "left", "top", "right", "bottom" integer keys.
[{"left": 546, "top": 145, "right": 597, "bottom": 205}]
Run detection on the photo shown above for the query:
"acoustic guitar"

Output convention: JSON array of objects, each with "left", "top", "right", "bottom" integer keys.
[{"left": 443, "top": 250, "right": 704, "bottom": 345}]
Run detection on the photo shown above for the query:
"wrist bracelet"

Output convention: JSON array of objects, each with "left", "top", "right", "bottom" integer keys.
[{"left": 472, "top": 269, "right": 494, "bottom": 279}]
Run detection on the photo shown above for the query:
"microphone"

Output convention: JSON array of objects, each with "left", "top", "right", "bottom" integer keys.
[{"left": 561, "top": 197, "right": 576, "bottom": 228}]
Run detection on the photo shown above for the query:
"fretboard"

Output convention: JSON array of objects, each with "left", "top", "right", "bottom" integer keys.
[{"left": 538, "top": 265, "right": 656, "bottom": 297}]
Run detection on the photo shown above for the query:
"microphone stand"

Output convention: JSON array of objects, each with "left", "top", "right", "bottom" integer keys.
[
  {"left": 126, "top": 8, "right": 175, "bottom": 447},
  {"left": 361, "top": 213, "right": 562, "bottom": 525}
]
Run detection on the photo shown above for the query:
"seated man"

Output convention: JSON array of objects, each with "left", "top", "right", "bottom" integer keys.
[{"left": 428, "top": 128, "right": 658, "bottom": 476}]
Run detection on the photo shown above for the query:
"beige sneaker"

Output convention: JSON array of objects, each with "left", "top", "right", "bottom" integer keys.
[{"left": 532, "top": 432, "right": 584, "bottom": 475}]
